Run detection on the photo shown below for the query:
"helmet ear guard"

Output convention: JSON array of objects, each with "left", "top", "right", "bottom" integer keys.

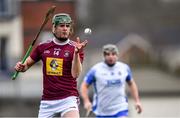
[{"left": 52, "top": 24, "right": 55, "bottom": 33}]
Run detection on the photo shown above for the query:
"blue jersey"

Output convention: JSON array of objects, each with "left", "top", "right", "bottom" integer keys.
[{"left": 84, "top": 61, "right": 132, "bottom": 116}]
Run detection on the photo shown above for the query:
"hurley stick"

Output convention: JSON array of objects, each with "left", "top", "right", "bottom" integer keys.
[{"left": 12, "top": 6, "right": 56, "bottom": 80}]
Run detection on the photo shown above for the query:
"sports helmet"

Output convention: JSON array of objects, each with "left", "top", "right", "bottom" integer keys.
[
  {"left": 103, "top": 44, "right": 119, "bottom": 55},
  {"left": 52, "top": 13, "right": 72, "bottom": 26}
]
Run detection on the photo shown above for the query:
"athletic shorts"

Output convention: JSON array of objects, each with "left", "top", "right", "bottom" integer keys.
[
  {"left": 96, "top": 110, "right": 128, "bottom": 118},
  {"left": 38, "top": 96, "right": 79, "bottom": 118}
]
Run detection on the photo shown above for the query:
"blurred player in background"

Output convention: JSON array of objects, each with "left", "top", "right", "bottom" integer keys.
[
  {"left": 81, "top": 44, "right": 142, "bottom": 118},
  {"left": 14, "top": 13, "right": 87, "bottom": 118}
]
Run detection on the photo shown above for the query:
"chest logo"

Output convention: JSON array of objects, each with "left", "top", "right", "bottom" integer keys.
[
  {"left": 46, "top": 57, "right": 63, "bottom": 76},
  {"left": 64, "top": 50, "right": 70, "bottom": 57},
  {"left": 106, "top": 79, "right": 122, "bottom": 87},
  {"left": 44, "top": 50, "right": 50, "bottom": 54}
]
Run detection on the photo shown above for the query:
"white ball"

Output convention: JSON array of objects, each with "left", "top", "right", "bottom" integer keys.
[{"left": 84, "top": 28, "right": 92, "bottom": 35}]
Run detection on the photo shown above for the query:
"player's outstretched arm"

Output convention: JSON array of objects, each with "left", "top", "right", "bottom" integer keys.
[
  {"left": 71, "top": 37, "right": 88, "bottom": 78},
  {"left": 14, "top": 56, "right": 35, "bottom": 72},
  {"left": 127, "top": 79, "right": 143, "bottom": 114}
]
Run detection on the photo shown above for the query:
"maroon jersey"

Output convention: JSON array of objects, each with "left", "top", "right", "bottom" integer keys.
[{"left": 30, "top": 38, "right": 84, "bottom": 100}]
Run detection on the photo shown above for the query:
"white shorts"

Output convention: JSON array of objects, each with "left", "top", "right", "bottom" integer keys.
[{"left": 38, "top": 96, "right": 79, "bottom": 118}]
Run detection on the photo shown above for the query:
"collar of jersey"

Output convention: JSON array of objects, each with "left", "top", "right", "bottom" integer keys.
[
  {"left": 103, "top": 61, "right": 117, "bottom": 69},
  {"left": 53, "top": 37, "right": 70, "bottom": 45}
]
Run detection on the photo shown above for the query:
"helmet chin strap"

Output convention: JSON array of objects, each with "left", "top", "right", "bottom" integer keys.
[{"left": 53, "top": 33, "right": 68, "bottom": 42}]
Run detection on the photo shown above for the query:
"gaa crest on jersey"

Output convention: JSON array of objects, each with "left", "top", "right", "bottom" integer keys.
[
  {"left": 46, "top": 57, "right": 63, "bottom": 76},
  {"left": 64, "top": 50, "right": 70, "bottom": 57}
]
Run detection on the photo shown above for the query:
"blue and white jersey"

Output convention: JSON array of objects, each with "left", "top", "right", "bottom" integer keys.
[{"left": 84, "top": 61, "right": 132, "bottom": 116}]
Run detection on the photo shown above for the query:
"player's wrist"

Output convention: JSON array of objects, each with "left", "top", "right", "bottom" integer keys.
[
  {"left": 75, "top": 51, "right": 79, "bottom": 54},
  {"left": 74, "top": 47, "right": 80, "bottom": 54},
  {"left": 22, "top": 64, "right": 28, "bottom": 72}
]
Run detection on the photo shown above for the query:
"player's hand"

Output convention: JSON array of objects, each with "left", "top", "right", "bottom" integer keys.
[
  {"left": 14, "top": 62, "right": 27, "bottom": 72},
  {"left": 84, "top": 101, "right": 92, "bottom": 112},
  {"left": 74, "top": 37, "right": 88, "bottom": 54},
  {"left": 135, "top": 102, "right": 142, "bottom": 114}
]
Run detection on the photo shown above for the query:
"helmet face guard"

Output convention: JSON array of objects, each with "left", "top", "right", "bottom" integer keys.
[{"left": 52, "top": 13, "right": 72, "bottom": 26}]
